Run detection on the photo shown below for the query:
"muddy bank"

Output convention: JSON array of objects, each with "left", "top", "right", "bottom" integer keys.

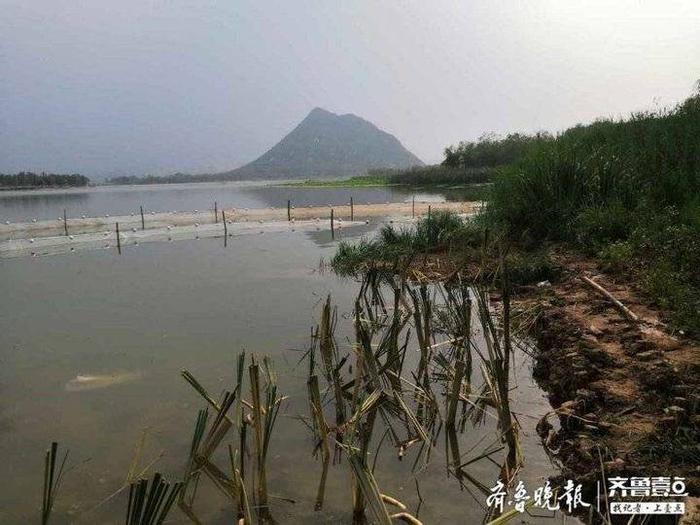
[
  {"left": 0, "top": 201, "right": 479, "bottom": 241},
  {"left": 520, "top": 252, "right": 699, "bottom": 519}
]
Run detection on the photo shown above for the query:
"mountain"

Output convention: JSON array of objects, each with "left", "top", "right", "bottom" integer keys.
[{"left": 220, "top": 108, "right": 423, "bottom": 180}]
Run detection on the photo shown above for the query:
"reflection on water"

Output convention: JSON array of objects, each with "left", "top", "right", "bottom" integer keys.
[{"left": 0, "top": 182, "right": 455, "bottom": 222}]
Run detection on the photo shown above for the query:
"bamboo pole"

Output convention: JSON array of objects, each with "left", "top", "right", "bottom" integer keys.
[
  {"left": 116, "top": 222, "right": 121, "bottom": 255},
  {"left": 63, "top": 209, "right": 68, "bottom": 236},
  {"left": 582, "top": 276, "right": 640, "bottom": 322},
  {"left": 140, "top": 206, "right": 145, "bottom": 230}
]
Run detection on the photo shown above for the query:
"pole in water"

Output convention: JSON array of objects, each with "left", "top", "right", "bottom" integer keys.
[
  {"left": 330, "top": 208, "right": 334, "bottom": 239},
  {"left": 116, "top": 222, "right": 121, "bottom": 255},
  {"left": 428, "top": 204, "right": 431, "bottom": 220},
  {"left": 63, "top": 208, "right": 68, "bottom": 236},
  {"left": 287, "top": 199, "right": 291, "bottom": 221},
  {"left": 222, "top": 210, "right": 228, "bottom": 247},
  {"left": 140, "top": 206, "right": 145, "bottom": 230},
  {"left": 214, "top": 201, "right": 218, "bottom": 223},
  {"left": 350, "top": 196, "right": 354, "bottom": 221},
  {"left": 412, "top": 196, "right": 415, "bottom": 218}
]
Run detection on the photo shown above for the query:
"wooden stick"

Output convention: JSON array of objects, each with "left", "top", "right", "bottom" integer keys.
[
  {"left": 140, "top": 206, "right": 145, "bottom": 230},
  {"left": 428, "top": 205, "right": 431, "bottom": 220},
  {"left": 214, "top": 201, "right": 218, "bottom": 223},
  {"left": 330, "top": 208, "right": 334, "bottom": 239},
  {"left": 350, "top": 196, "right": 354, "bottom": 221},
  {"left": 63, "top": 209, "right": 68, "bottom": 236},
  {"left": 582, "top": 276, "right": 639, "bottom": 323},
  {"left": 116, "top": 222, "right": 121, "bottom": 255},
  {"left": 412, "top": 196, "right": 415, "bottom": 218},
  {"left": 222, "top": 210, "right": 228, "bottom": 247},
  {"left": 287, "top": 200, "right": 291, "bottom": 221}
]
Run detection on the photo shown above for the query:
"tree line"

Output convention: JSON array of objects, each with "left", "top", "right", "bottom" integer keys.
[{"left": 0, "top": 172, "right": 90, "bottom": 189}]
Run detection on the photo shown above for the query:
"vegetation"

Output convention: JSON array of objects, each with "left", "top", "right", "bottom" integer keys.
[
  {"left": 0, "top": 172, "right": 89, "bottom": 189},
  {"left": 334, "top": 90, "right": 700, "bottom": 333},
  {"left": 488, "top": 92, "right": 700, "bottom": 333},
  {"left": 107, "top": 173, "right": 218, "bottom": 185},
  {"left": 442, "top": 133, "right": 541, "bottom": 169},
  {"left": 367, "top": 165, "right": 495, "bottom": 186}
]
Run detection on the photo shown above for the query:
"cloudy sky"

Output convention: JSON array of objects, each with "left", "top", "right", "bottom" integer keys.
[{"left": 1, "top": 1, "right": 699, "bottom": 178}]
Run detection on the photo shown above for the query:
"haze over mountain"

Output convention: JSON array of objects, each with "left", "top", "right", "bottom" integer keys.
[{"left": 220, "top": 107, "right": 423, "bottom": 180}]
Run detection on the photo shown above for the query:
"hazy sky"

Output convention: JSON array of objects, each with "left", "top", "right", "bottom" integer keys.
[{"left": 2, "top": 1, "right": 699, "bottom": 178}]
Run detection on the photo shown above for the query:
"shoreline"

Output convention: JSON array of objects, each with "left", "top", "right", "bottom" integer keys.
[{"left": 0, "top": 200, "right": 480, "bottom": 241}]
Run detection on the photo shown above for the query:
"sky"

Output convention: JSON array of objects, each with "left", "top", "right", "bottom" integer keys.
[{"left": 1, "top": 1, "right": 699, "bottom": 179}]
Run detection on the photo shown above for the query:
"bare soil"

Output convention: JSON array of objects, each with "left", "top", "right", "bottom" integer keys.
[{"left": 520, "top": 251, "right": 699, "bottom": 519}]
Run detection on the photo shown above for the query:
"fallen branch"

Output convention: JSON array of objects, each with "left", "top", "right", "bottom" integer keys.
[{"left": 581, "top": 276, "right": 639, "bottom": 323}]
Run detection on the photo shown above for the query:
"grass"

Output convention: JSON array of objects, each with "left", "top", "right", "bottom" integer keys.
[
  {"left": 488, "top": 91, "right": 700, "bottom": 333},
  {"left": 283, "top": 166, "right": 496, "bottom": 188}
]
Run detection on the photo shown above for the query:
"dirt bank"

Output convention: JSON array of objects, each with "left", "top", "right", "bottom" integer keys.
[{"left": 520, "top": 251, "right": 699, "bottom": 519}]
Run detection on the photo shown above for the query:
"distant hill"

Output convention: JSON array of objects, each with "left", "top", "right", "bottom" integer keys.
[
  {"left": 107, "top": 108, "right": 423, "bottom": 185},
  {"left": 219, "top": 108, "right": 423, "bottom": 180}
]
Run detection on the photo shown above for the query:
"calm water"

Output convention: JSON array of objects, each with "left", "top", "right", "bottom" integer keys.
[
  {"left": 0, "top": 182, "right": 452, "bottom": 222},
  {"left": 0, "top": 185, "right": 562, "bottom": 524}
]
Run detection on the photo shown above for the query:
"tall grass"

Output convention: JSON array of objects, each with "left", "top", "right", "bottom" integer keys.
[
  {"left": 367, "top": 165, "right": 496, "bottom": 186},
  {"left": 489, "top": 92, "right": 700, "bottom": 332}
]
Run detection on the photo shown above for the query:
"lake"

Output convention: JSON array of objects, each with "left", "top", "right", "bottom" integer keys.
[
  {"left": 0, "top": 183, "right": 564, "bottom": 524},
  {"left": 0, "top": 182, "right": 456, "bottom": 223}
]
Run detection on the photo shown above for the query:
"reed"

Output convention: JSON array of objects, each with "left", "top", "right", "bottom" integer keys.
[
  {"left": 126, "top": 472, "right": 182, "bottom": 525},
  {"left": 41, "top": 442, "right": 69, "bottom": 525}
]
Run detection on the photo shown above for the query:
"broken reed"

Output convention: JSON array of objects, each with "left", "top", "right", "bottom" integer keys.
[
  {"left": 126, "top": 473, "right": 182, "bottom": 525},
  {"left": 305, "top": 269, "right": 523, "bottom": 523},
  {"left": 42, "top": 442, "right": 68, "bottom": 525},
  {"left": 179, "top": 352, "right": 283, "bottom": 523}
]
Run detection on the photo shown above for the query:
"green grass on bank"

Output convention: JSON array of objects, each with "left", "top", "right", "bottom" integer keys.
[
  {"left": 333, "top": 91, "right": 700, "bottom": 334},
  {"left": 488, "top": 92, "right": 700, "bottom": 333},
  {"left": 283, "top": 166, "right": 496, "bottom": 188}
]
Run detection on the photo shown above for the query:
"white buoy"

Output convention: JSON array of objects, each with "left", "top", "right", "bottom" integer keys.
[
  {"left": 69, "top": 235, "right": 74, "bottom": 240},
  {"left": 81, "top": 214, "right": 86, "bottom": 219},
  {"left": 105, "top": 214, "right": 110, "bottom": 218},
  {"left": 194, "top": 223, "right": 199, "bottom": 227},
  {"left": 29, "top": 238, "right": 35, "bottom": 243},
  {"left": 32, "top": 218, "right": 37, "bottom": 223},
  {"left": 167, "top": 225, "right": 172, "bottom": 230},
  {"left": 4, "top": 220, "right": 9, "bottom": 225},
  {"left": 132, "top": 228, "right": 136, "bottom": 233}
]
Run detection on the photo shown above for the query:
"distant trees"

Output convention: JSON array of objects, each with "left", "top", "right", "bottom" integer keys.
[
  {"left": 107, "top": 173, "right": 212, "bottom": 185},
  {"left": 442, "top": 132, "right": 547, "bottom": 169},
  {"left": 0, "top": 172, "right": 90, "bottom": 189}
]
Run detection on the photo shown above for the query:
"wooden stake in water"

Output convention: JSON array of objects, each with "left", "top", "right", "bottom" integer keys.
[
  {"left": 140, "top": 206, "right": 145, "bottom": 230},
  {"left": 350, "top": 197, "right": 354, "bottom": 221},
  {"left": 63, "top": 209, "right": 68, "bottom": 236},
  {"left": 222, "top": 210, "right": 228, "bottom": 247},
  {"left": 116, "top": 222, "right": 121, "bottom": 255},
  {"left": 287, "top": 200, "right": 291, "bottom": 221},
  {"left": 330, "top": 208, "right": 334, "bottom": 239},
  {"left": 428, "top": 204, "right": 431, "bottom": 220},
  {"left": 214, "top": 201, "right": 218, "bottom": 223},
  {"left": 412, "top": 196, "right": 415, "bottom": 218}
]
